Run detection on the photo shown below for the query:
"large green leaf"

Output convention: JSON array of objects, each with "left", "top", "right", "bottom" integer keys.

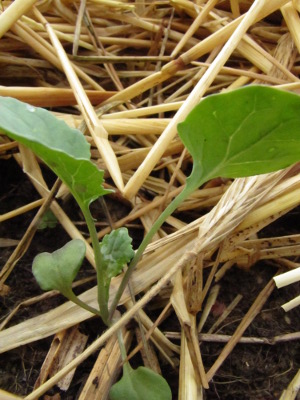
[
  {"left": 126, "top": 86, "right": 300, "bottom": 281},
  {"left": 0, "top": 97, "right": 111, "bottom": 207},
  {"left": 177, "top": 86, "right": 300, "bottom": 190}
]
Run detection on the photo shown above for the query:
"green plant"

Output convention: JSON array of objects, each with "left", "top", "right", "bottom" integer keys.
[
  {"left": 1, "top": 85, "right": 300, "bottom": 398},
  {"left": 37, "top": 209, "right": 58, "bottom": 229},
  {"left": 0, "top": 96, "right": 171, "bottom": 399},
  {"left": 109, "top": 85, "right": 300, "bottom": 315}
]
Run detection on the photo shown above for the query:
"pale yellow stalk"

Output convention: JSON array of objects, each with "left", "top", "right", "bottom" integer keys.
[
  {"left": 279, "top": 368, "right": 300, "bottom": 399},
  {"left": 0, "top": 199, "right": 44, "bottom": 222},
  {"left": 0, "top": 0, "right": 39, "bottom": 38},
  {"left": 281, "top": 296, "right": 300, "bottom": 312},
  {"left": 230, "top": 0, "right": 240, "bottom": 17},
  {"left": 0, "top": 86, "right": 114, "bottom": 107},
  {"left": 171, "top": 0, "right": 219, "bottom": 57},
  {"left": 281, "top": 2, "right": 300, "bottom": 53},
  {"left": 11, "top": 20, "right": 103, "bottom": 90},
  {"left": 0, "top": 389, "right": 22, "bottom": 400},
  {"left": 34, "top": 8, "right": 124, "bottom": 191},
  {"left": 274, "top": 267, "right": 300, "bottom": 288},
  {"left": 179, "top": 332, "right": 202, "bottom": 400}
]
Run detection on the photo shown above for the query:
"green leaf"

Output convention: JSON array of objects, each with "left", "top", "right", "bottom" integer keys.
[
  {"left": 177, "top": 86, "right": 300, "bottom": 190},
  {"left": 99, "top": 228, "right": 134, "bottom": 305},
  {"left": 38, "top": 209, "right": 58, "bottom": 230},
  {"left": 109, "top": 366, "right": 172, "bottom": 400},
  {"left": 32, "top": 239, "right": 86, "bottom": 294},
  {"left": 100, "top": 228, "right": 135, "bottom": 283},
  {"left": 0, "top": 97, "right": 111, "bottom": 208}
]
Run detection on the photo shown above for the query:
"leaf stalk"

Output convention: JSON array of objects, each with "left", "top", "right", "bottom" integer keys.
[
  {"left": 108, "top": 183, "right": 197, "bottom": 320},
  {"left": 80, "top": 204, "right": 110, "bottom": 324}
]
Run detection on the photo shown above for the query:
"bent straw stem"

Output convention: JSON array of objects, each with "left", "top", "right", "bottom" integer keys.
[
  {"left": 0, "top": 0, "right": 38, "bottom": 39},
  {"left": 34, "top": 8, "right": 124, "bottom": 192},
  {"left": 171, "top": 0, "right": 219, "bottom": 58}
]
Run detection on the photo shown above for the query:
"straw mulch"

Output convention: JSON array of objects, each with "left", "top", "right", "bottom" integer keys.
[{"left": 0, "top": 0, "right": 300, "bottom": 399}]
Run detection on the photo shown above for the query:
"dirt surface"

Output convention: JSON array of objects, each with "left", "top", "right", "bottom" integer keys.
[{"left": 0, "top": 157, "right": 299, "bottom": 399}]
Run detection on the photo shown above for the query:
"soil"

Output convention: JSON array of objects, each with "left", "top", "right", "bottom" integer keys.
[{"left": 0, "top": 157, "right": 300, "bottom": 400}]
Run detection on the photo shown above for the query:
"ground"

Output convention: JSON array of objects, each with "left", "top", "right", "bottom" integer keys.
[{"left": 0, "top": 157, "right": 299, "bottom": 399}]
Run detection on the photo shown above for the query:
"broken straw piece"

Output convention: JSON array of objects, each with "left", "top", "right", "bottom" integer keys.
[{"left": 273, "top": 267, "right": 300, "bottom": 288}]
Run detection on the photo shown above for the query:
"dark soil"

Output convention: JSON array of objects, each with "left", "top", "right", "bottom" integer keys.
[{"left": 0, "top": 156, "right": 299, "bottom": 399}]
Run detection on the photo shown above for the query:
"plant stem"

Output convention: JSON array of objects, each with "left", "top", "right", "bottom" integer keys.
[
  {"left": 116, "top": 325, "right": 132, "bottom": 376},
  {"left": 65, "top": 289, "right": 102, "bottom": 318},
  {"left": 108, "top": 184, "right": 195, "bottom": 320},
  {"left": 81, "top": 205, "right": 109, "bottom": 324}
]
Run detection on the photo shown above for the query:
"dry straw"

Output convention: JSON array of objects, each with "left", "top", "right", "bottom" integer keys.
[
  {"left": 0, "top": 0, "right": 39, "bottom": 38},
  {"left": 33, "top": 7, "right": 125, "bottom": 191}
]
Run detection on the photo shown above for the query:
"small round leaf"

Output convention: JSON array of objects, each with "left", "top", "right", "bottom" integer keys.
[{"left": 32, "top": 239, "right": 86, "bottom": 293}]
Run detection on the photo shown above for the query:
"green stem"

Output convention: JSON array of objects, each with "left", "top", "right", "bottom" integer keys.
[
  {"left": 108, "top": 185, "right": 195, "bottom": 321},
  {"left": 116, "top": 325, "right": 132, "bottom": 375},
  {"left": 64, "top": 289, "right": 102, "bottom": 318},
  {"left": 81, "top": 205, "right": 109, "bottom": 324}
]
